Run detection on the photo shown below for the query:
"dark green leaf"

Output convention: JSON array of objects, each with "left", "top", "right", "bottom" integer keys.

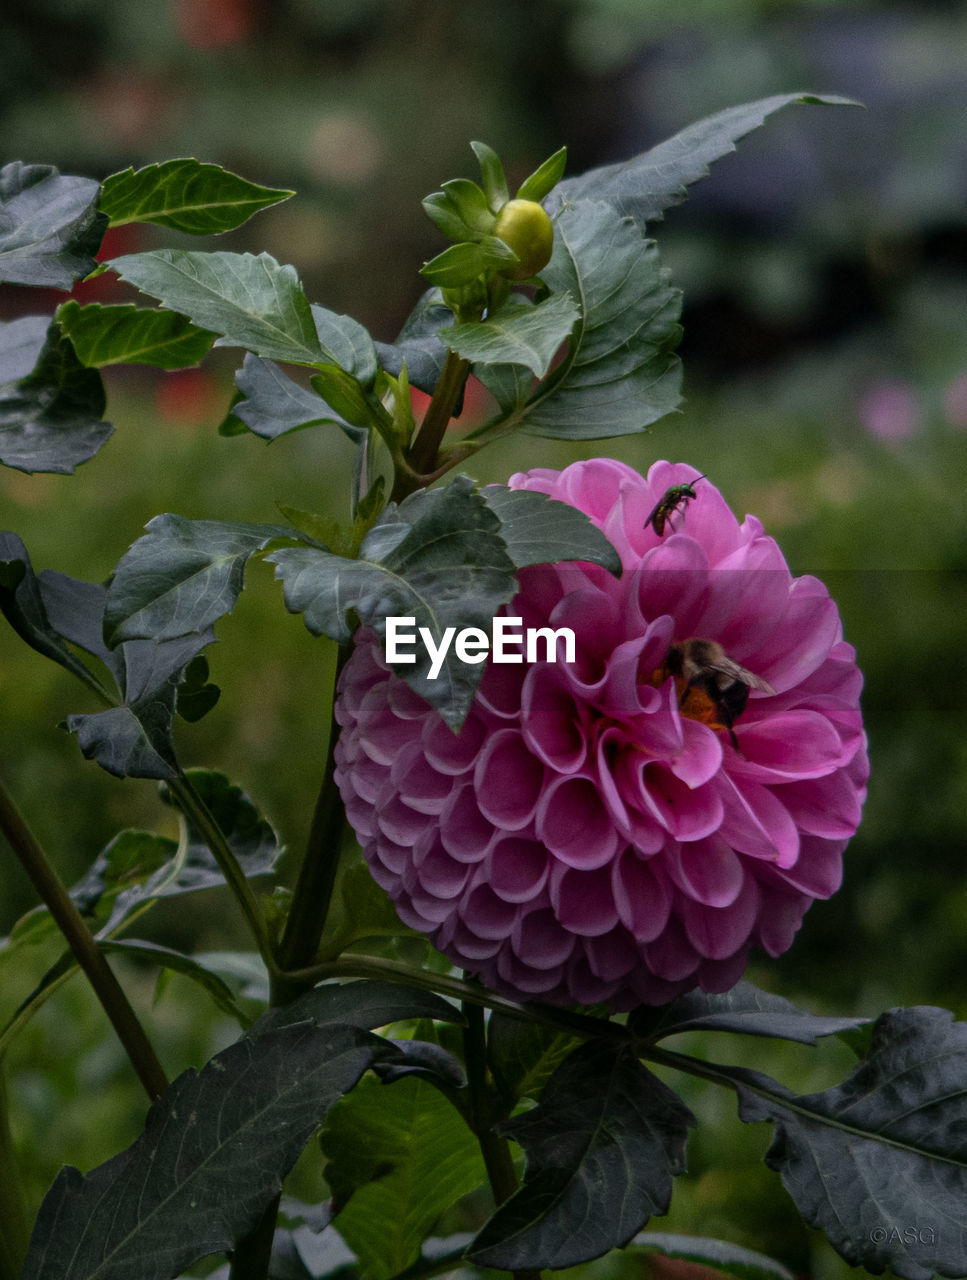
[
  {"left": 630, "top": 980, "right": 870, "bottom": 1046},
  {"left": 322, "top": 1075, "right": 487, "bottom": 1280},
  {"left": 735, "top": 1005, "right": 967, "bottom": 1280},
  {"left": 98, "top": 938, "right": 246, "bottom": 1024},
  {"left": 107, "top": 249, "right": 325, "bottom": 365},
  {"left": 99, "top": 159, "right": 293, "bottom": 234},
  {"left": 516, "top": 146, "right": 567, "bottom": 203},
  {"left": 103, "top": 514, "right": 292, "bottom": 646},
  {"left": 175, "top": 653, "right": 220, "bottom": 722},
  {"left": 0, "top": 534, "right": 113, "bottom": 696},
  {"left": 474, "top": 360, "right": 533, "bottom": 415},
  {"left": 439, "top": 292, "right": 578, "bottom": 378},
  {"left": 56, "top": 301, "right": 215, "bottom": 370},
  {"left": 69, "top": 828, "right": 177, "bottom": 918},
  {"left": 230, "top": 354, "right": 362, "bottom": 443},
  {"left": 22, "top": 1022, "right": 390, "bottom": 1280},
  {"left": 420, "top": 238, "right": 516, "bottom": 289},
  {"left": 253, "top": 980, "right": 462, "bottom": 1040},
  {"left": 160, "top": 769, "right": 282, "bottom": 887},
  {"left": 547, "top": 94, "right": 859, "bottom": 227},
  {"left": 631, "top": 1233, "right": 794, "bottom": 1280},
  {"left": 375, "top": 289, "right": 453, "bottom": 395},
  {"left": 469, "top": 1042, "right": 695, "bottom": 1270},
  {"left": 268, "top": 476, "right": 517, "bottom": 727},
  {"left": 487, "top": 1013, "right": 580, "bottom": 1107},
  {"left": 66, "top": 628, "right": 216, "bottom": 779},
  {"left": 0, "top": 317, "right": 113, "bottom": 473},
  {"left": 480, "top": 483, "right": 621, "bottom": 574},
  {"left": 516, "top": 201, "right": 681, "bottom": 438},
  {"left": 0, "top": 162, "right": 106, "bottom": 288}
]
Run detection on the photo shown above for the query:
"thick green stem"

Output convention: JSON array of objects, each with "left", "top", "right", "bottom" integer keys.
[
  {"left": 462, "top": 1001, "right": 541, "bottom": 1280},
  {"left": 396, "top": 350, "right": 471, "bottom": 497},
  {"left": 0, "top": 1070, "right": 29, "bottom": 1280},
  {"left": 167, "top": 772, "right": 278, "bottom": 978},
  {"left": 0, "top": 776, "right": 168, "bottom": 1103},
  {"left": 273, "top": 644, "right": 351, "bottom": 997}
]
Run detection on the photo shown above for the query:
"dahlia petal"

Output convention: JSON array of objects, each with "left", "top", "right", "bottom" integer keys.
[
  {"left": 595, "top": 733, "right": 666, "bottom": 854},
  {"left": 716, "top": 773, "right": 800, "bottom": 867},
  {"left": 475, "top": 659, "right": 527, "bottom": 719},
  {"left": 637, "top": 763, "right": 725, "bottom": 841},
  {"left": 744, "top": 578, "right": 842, "bottom": 690},
  {"left": 495, "top": 948, "right": 565, "bottom": 995},
  {"left": 391, "top": 741, "right": 456, "bottom": 814},
  {"left": 729, "top": 710, "right": 850, "bottom": 782},
  {"left": 487, "top": 836, "right": 550, "bottom": 903},
  {"left": 564, "top": 953, "right": 622, "bottom": 1006},
  {"left": 549, "top": 863, "right": 621, "bottom": 936},
  {"left": 664, "top": 836, "right": 745, "bottom": 907},
  {"left": 645, "top": 915, "right": 701, "bottom": 981},
  {"left": 511, "top": 905, "right": 578, "bottom": 969},
  {"left": 413, "top": 836, "right": 473, "bottom": 899},
  {"left": 474, "top": 730, "right": 544, "bottom": 829},
  {"left": 769, "top": 772, "right": 865, "bottom": 839},
  {"left": 680, "top": 873, "right": 760, "bottom": 960},
  {"left": 536, "top": 774, "right": 621, "bottom": 869},
  {"left": 761, "top": 835, "right": 845, "bottom": 899},
  {"left": 751, "top": 882, "right": 811, "bottom": 956},
  {"left": 439, "top": 784, "right": 494, "bottom": 862},
  {"left": 374, "top": 788, "right": 428, "bottom": 846},
  {"left": 697, "top": 947, "right": 751, "bottom": 993},
  {"left": 583, "top": 927, "right": 640, "bottom": 981},
  {"left": 611, "top": 849, "right": 673, "bottom": 940},
  {"left": 521, "top": 665, "right": 588, "bottom": 772},
  {"left": 422, "top": 712, "right": 487, "bottom": 775},
  {"left": 669, "top": 718, "right": 724, "bottom": 789},
  {"left": 443, "top": 917, "right": 504, "bottom": 960},
  {"left": 460, "top": 883, "right": 520, "bottom": 940}
]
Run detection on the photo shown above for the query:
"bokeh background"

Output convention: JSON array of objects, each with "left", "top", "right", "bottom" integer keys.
[{"left": 2, "top": 2, "right": 967, "bottom": 1276}]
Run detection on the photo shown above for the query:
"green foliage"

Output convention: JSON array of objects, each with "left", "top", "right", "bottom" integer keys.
[
  {"left": 56, "top": 302, "right": 216, "bottom": 371},
  {"left": 321, "top": 1075, "right": 486, "bottom": 1279},
  {"left": 99, "top": 160, "right": 293, "bottom": 235},
  {"left": 0, "top": 163, "right": 105, "bottom": 289},
  {"left": 439, "top": 292, "right": 579, "bottom": 379}
]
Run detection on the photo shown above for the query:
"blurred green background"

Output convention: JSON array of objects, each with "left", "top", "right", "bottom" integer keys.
[{"left": 2, "top": 1, "right": 967, "bottom": 1276}]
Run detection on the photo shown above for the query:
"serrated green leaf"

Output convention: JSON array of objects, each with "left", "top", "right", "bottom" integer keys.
[
  {"left": 103, "top": 514, "right": 292, "bottom": 646},
  {"left": 268, "top": 476, "right": 517, "bottom": 728},
  {"left": 99, "top": 159, "right": 293, "bottom": 234},
  {"left": 470, "top": 142, "right": 509, "bottom": 213},
  {"left": 516, "top": 146, "right": 567, "bottom": 203},
  {"left": 310, "top": 305, "right": 378, "bottom": 385},
  {"left": 439, "top": 292, "right": 578, "bottom": 379},
  {"left": 175, "top": 653, "right": 220, "bottom": 722},
  {"left": 469, "top": 1042, "right": 695, "bottom": 1271},
  {"left": 0, "top": 161, "right": 106, "bottom": 288},
  {"left": 733, "top": 1006, "right": 967, "bottom": 1280},
  {"left": 514, "top": 201, "right": 681, "bottom": 438},
  {"left": 0, "top": 534, "right": 113, "bottom": 698},
  {"left": 56, "top": 301, "right": 215, "bottom": 370},
  {"left": 229, "top": 354, "right": 362, "bottom": 444},
  {"left": 22, "top": 1022, "right": 391, "bottom": 1280},
  {"left": 629, "top": 980, "right": 870, "bottom": 1045},
  {"left": 631, "top": 1233, "right": 794, "bottom": 1280},
  {"left": 254, "top": 980, "right": 462, "bottom": 1042},
  {"left": 322, "top": 1075, "right": 486, "bottom": 1280},
  {"left": 0, "top": 316, "right": 113, "bottom": 474},
  {"left": 547, "top": 94, "right": 858, "bottom": 227},
  {"left": 479, "top": 483, "right": 621, "bottom": 574},
  {"left": 107, "top": 249, "right": 325, "bottom": 365}
]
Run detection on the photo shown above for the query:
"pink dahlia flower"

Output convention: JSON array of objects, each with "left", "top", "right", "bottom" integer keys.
[{"left": 334, "top": 460, "right": 868, "bottom": 1009}]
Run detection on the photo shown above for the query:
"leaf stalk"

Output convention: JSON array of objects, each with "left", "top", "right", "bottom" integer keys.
[{"left": 0, "top": 775, "right": 168, "bottom": 1103}]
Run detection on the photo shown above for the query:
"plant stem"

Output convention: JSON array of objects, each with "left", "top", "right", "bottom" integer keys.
[
  {"left": 462, "top": 1000, "right": 542, "bottom": 1280},
  {"left": 273, "top": 643, "right": 351, "bottom": 996},
  {"left": 0, "top": 775, "right": 168, "bottom": 1104},
  {"left": 167, "top": 772, "right": 279, "bottom": 978},
  {"left": 0, "top": 1070, "right": 29, "bottom": 1280},
  {"left": 398, "top": 349, "right": 471, "bottom": 495}
]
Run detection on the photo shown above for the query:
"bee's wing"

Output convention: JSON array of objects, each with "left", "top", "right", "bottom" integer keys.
[{"left": 708, "top": 657, "right": 776, "bottom": 695}]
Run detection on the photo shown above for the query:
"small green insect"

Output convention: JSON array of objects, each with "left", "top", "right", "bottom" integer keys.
[{"left": 645, "top": 475, "right": 706, "bottom": 536}]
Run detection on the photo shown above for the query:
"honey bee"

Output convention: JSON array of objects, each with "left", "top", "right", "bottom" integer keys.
[
  {"left": 645, "top": 476, "right": 706, "bottom": 537},
  {"left": 660, "top": 638, "right": 776, "bottom": 750}
]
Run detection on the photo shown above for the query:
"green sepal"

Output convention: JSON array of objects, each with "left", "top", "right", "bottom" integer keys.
[
  {"left": 421, "top": 192, "right": 471, "bottom": 242},
  {"left": 420, "top": 238, "right": 517, "bottom": 289},
  {"left": 439, "top": 177, "right": 495, "bottom": 235},
  {"left": 470, "top": 141, "right": 509, "bottom": 212},
  {"left": 516, "top": 145, "right": 568, "bottom": 202},
  {"left": 310, "top": 365, "right": 387, "bottom": 432}
]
